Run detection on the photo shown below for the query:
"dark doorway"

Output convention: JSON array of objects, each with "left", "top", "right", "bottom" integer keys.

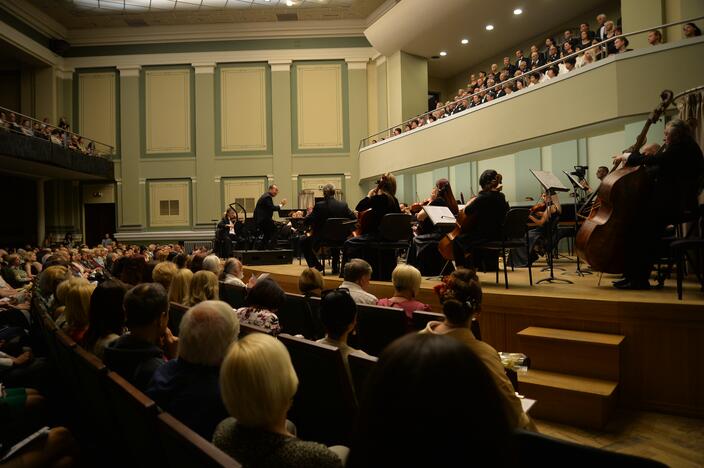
[
  {"left": 85, "top": 203, "right": 116, "bottom": 247},
  {"left": 428, "top": 92, "right": 441, "bottom": 112},
  {"left": 0, "top": 174, "right": 37, "bottom": 247}
]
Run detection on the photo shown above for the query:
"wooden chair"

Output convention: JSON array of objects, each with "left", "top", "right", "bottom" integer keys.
[
  {"left": 156, "top": 412, "right": 242, "bottom": 468},
  {"left": 238, "top": 322, "right": 273, "bottom": 337},
  {"left": 348, "top": 352, "right": 378, "bottom": 400},
  {"left": 278, "top": 333, "right": 357, "bottom": 446},
  {"left": 169, "top": 302, "right": 189, "bottom": 336},
  {"left": 219, "top": 282, "right": 247, "bottom": 309},
  {"left": 277, "top": 293, "right": 324, "bottom": 339},
  {"left": 103, "top": 371, "right": 162, "bottom": 468},
  {"left": 411, "top": 310, "right": 445, "bottom": 331},
  {"left": 355, "top": 303, "right": 408, "bottom": 356}
]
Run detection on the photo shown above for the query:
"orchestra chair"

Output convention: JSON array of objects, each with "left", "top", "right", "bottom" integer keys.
[
  {"left": 156, "top": 412, "right": 242, "bottom": 468},
  {"left": 316, "top": 218, "right": 356, "bottom": 276},
  {"left": 476, "top": 208, "right": 533, "bottom": 289},
  {"left": 219, "top": 282, "right": 247, "bottom": 309},
  {"left": 168, "top": 302, "right": 189, "bottom": 337},
  {"left": 355, "top": 303, "right": 408, "bottom": 356},
  {"left": 671, "top": 237, "right": 704, "bottom": 300},
  {"left": 348, "top": 352, "right": 378, "bottom": 399},
  {"left": 277, "top": 293, "right": 324, "bottom": 339},
  {"left": 367, "top": 213, "right": 414, "bottom": 281},
  {"left": 512, "top": 429, "right": 667, "bottom": 467},
  {"left": 277, "top": 334, "right": 357, "bottom": 447}
]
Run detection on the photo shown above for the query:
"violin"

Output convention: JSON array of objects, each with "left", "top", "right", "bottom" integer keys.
[
  {"left": 352, "top": 175, "right": 387, "bottom": 237},
  {"left": 409, "top": 198, "right": 432, "bottom": 214}
]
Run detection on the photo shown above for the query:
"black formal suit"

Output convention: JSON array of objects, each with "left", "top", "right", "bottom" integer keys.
[
  {"left": 301, "top": 197, "right": 356, "bottom": 270},
  {"left": 254, "top": 192, "right": 281, "bottom": 248},
  {"left": 216, "top": 216, "right": 243, "bottom": 257}
]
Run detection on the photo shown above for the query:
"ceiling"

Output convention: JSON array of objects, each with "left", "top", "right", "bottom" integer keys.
[
  {"left": 25, "top": 0, "right": 386, "bottom": 28},
  {"left": 366, "top": 0, "right": 614, "bottom": 78}
]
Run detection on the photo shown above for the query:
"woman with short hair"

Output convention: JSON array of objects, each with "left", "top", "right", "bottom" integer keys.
[
  {"left": 214, "top": 333, "right": 344, "bottom": 467},
  {"left": 234, "top": 277, "right": 285, "bottom": 335},
  {"left": 377, "top": 264, "right": 431, "bottom": 322}
]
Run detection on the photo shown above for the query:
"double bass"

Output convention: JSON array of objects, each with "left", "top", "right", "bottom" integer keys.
[{"left": 575, "top": 90, "right": 674, "bottom": 273}]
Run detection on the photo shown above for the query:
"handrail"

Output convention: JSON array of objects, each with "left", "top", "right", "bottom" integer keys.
[
  {"left": 361, "top": 15, "right": 704, "bottom": 148},
  {"left": 0, "top": 105, "right": 115, "bottom": 158}
]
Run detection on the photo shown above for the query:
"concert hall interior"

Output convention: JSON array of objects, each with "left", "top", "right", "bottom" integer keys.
[{"left": 1, "top": 0, "right": 703, "bottom": 466}]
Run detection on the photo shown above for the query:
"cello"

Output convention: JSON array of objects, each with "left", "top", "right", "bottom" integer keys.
[{"left": 575, "top": 90, "right": 674, "bottom": 273}]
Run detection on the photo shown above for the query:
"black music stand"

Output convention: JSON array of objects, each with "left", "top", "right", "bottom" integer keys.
[
  {"left": 422, "top": 205, "right": 457, "bottom": 279},
  {"left": 529, "top": 170, "right": 572, "bottom": 285},
  {"left": 562, "top": 171, "right": 592, "bottom": 277}
]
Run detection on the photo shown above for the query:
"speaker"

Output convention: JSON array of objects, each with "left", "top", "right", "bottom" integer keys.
[{"left": 232, "top": 249, "right": 293, "bottom": 266}]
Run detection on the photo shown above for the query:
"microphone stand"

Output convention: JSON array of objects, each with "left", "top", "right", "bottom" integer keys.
[{"left": 561, "top": 172, "right": 592, "bottom": 277}]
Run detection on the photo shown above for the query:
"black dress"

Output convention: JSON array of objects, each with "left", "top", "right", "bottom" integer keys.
[
  {"left": 453, "top": 191, "right": 510, "bottom": 269},
  {"left": 407, "top": 198, "right": 453, "bottom": 275}
]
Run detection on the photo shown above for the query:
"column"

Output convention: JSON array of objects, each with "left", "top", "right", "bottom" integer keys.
[
  {"left": 620, "top": 0, "right": 665, "bottom": 49},
  {"left": 346, "top": 58, "right": 369, "bottom": 202},
  {"left": 34, "top": 66, "right": 57, "bottom": 123},
  {"left": 56, "top": 69, "right": 74, "bottom": 127},
  {"left": 36, "top": 179, "right": 45, "bottom": 245},
  {"left": 385, "top": 51, "right": 428, "bottom": 125},
  {"left": 270, "top": 60, "right": 293, "bottom": 204},
  {"left": 193, "top": 63, "right": 218, "bottom": 228},
  {"left": 117, "top": 66, "right": 143, "bottom": 231},
  {"left": 664, "top": 0, "right": 704, "bottom": 41}
]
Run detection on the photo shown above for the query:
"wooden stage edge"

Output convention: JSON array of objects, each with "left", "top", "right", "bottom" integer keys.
[{"left": 244, "top": 260, "right": 704, "bottom": 419}]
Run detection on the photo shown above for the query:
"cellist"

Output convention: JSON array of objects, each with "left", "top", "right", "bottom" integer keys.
[
  {"left": 610, "top": 119, "right": 704, "bottom": 289},
  {"left": 453, "top": 170, "right": 509, "bottom": 268}
]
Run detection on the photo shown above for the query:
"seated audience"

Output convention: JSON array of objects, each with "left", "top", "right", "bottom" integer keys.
[
  {"left": 317, "top": 289, "right": 369, "bottom": 368},
  {"left": 3, "top": 254, "right": 31, "bottom": 288},
  {"left": 151, "top": 261, "right": 177, "bottom": 291},
  {"left": 219, "top": 258, "right": 246, "bottom": 287},
  {"left": 84, "top": 279, "right": 129, "bottom": 359},
  {"left": 339, "top": 259, "right": 378, "bottom": 305},
  {"left": 187, "top": 270, "right": 219, "bottom": 306},
  {"left": 347, "top": 333, "right": 513, "bottom": 467},
  {"left": 201, "top": 254, "right": 222, "bottom": 276},
  {"left": 298, "top": 267, "right": 324, "bottom": 297},
  {"left": 120, "top": 254, "right": 147, "bottom": 285},
  {"left": 683, "top": 22, "right": 701, "bottom": 38},
  {"left": 62, "top": 282, "right": 96, "bottom": 343},
  {"left": 147, "top": 300, "right": 238, "bottom": 440},
  {"left": 104, "top": 283, "right": 178, "bottom": 390},
  {"left": 377, "top": 264, "right": 431, "bottom": 321},
  {"left": 647, "top": 29, "right": 663, "bottom": 45},
  {"left": 235, "top": 277, "right": 285, "bottom": 335},
  {"left": 214, "top": 333, "right": 345, "bottom": 467},
  {"left": 168, "top": 268, "right": 193, "bottom": 305},
  {"left": 422, "top": 268, "right": 534, "bottom": 430}
]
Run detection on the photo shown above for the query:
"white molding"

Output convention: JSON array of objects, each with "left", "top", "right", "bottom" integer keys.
[
  {"left": 269, "top": 59, "right": 292, "bottom": 72},
  {"left": 193, "top": 63, "right": 215, "bottom": 75},
  {"left": 291, "top": 174, "right": 299, "bottom": 181},
  {"left": 345, "top": 58, "right": 369, "bottom": 70},
  {"left": 56, "top": 69, "right": 74, "bottom": 80},
  {"left": 0, "top": 19, "right": 61, "bottom": 67},
  {"left": 344, "top": 172, "right": 352, "bottom": 180},
  {"left": 139, "top": 178, "right": 146, "bottom": 184},
  {"left": 0, "top": 0, "right": 68, "bottom": 39},
  {"left": 190, "top": 177, "right": 197, "bottom": 183},
  {"left": 117, "top": 65, "right": 141, "bottom": 77},
  {"left": 65, "top": 48, "right": 376, "bottom": 71},
  {"left": 115, "top": 230, "right": 214, "bottom": 241},
  {"left": 375, "top": 55, "right": 387, "bottom": 66},
  {"left": 365, "top": 0, "right": 398, "bottom": 27},
  {"left": 214, "top": 177, "right": 221, "bottom": 183},
  {"left": 67, "top": 20, "right": 367, "bottom": 47},
  {"left": 266, "top": 174, "right": 275, "bottom": 183}
]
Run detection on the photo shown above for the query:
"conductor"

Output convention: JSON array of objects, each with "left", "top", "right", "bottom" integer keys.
[{"left": 254, "top": 184, "right": 287, "bottom": 249}]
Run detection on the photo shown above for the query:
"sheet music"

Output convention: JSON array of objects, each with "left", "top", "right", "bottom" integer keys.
[
  {"left": 530, "top": 170, "right": 569, "bottom": 192},
  {"left": 422, "top": 206, "right": 456, "bottom": 226}
]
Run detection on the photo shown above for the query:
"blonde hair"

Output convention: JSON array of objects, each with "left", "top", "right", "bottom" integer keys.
[
  {"left": 152, "top": 261, "right": 177, "bottom": 290},
  {"left": 65, "top": 283, "right": 96, "bottom": 329},
  {"left": 392, "top": 264, "right": 422, "bottom": 297},
  {"left": 298, "top": 268, "right": 323, "bottom": 295},
  {"left": 179, "top": 301, "right": 239, "bottom": 366},
  {"left": 168, "top": 268, "right": 193, "bottom": 305},
  {"left": 188, "top": 270, "right": 219, "bottom": 306},
  {"left": 38, "top": 266, "right": 69, "bottom": 297},
  {"left": 220, "top": 333, "right": 298, "bottom": 428}
]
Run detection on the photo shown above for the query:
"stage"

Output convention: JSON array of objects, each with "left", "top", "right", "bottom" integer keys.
[{"left": 244, "top": 258, "right": 704, "bottom": 419}]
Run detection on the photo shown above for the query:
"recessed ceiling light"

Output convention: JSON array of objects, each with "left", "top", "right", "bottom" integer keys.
[
  {"left": 286, "top": 0, "right": 293, "bottom": 5},
  {"left": 461, "top": 38, "right": 469, "bottom": 45},
  {"left": 439, "top": 51, "right": 448, "bottom": 57},
  {"left": 513, "top": 8, "right": 523, "bottom": 15},
  {"left": 485, "top": 24, "right": 494, "bottom": 31}
]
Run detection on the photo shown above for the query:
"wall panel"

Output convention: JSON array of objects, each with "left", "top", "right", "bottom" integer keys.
[
  {"left": 144, "top": 68, "right": 192, "bottom": 155},
  {"left": 78, "top": 71, "right": 116, "bottom": 148},
  {"left": 219, "top": 65, "right": 269, "bottom": 153},
  {"left": 222, "top": 178, "right": 266, "bottom": 214},
  {"left": 148, "top": 180, "right": 190, "bottom": 227},
  {"left": 294, "top": 62, "right": 345, "bottom": 151}
]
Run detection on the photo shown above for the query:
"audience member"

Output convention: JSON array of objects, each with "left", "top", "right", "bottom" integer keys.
[
  {"left": 62, "top": 282, "right": 95, "bottom": 343},
  {"left": 298, "top": 267, "right": 324, "bottom": 297},
  {"left": 219, "top": 258, "right": 245, "bottom": 287},
  {"left": 347, "top": 333, "right": 513, "bottom": 467},
  {"left": 151, "top": 261, "right": 176, "bottom": 291},
  {"left": 84, "top": 279, "right": 129, "bottom": 359},
  {"left": 147, "top": 300, "right": 238, "bottom": 440},
  {"left": 376, "top": 264, "right": 431, "bottom": 321},
  {"left": 317, "top": 289, "right": 369, "bottom": 369},
  {"left": 647, "top": 29, "right": 662, "bottom": 46},
  {"left": 340, "top": 259, "right": 377, "bottom": 305},
  {"left": 104, "top": 283, "right": 177, "bottom": 390},
  {"left": 201, "top": 254, "right": 221, "bottom": 276},
  {"left": 214, "top": 333, "right": 345, "bottom": 467},
  {"left": 235, "top": 277, "right": 285, "bottom": 335},
  {"left": 683, "top": 22, "right": 701, "bottom": 38},
  {"left": 187, "top": 270, "right": 219, "bottom": 306},
  {"left": 168, "top": 268, "right": 193, "bottom": 305}
]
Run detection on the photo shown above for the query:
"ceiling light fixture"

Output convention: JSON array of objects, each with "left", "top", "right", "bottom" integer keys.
[
  {"left": 461, "top": 38, "right": 469, "bottom": 45},
  {"left": 513, "top": 8, "right": 523, "bottom": 15},
  {"left": 286, "top": 0, "right": 294, "bottom": 5},
  {"left": 439, "top": 51, "right": 448, "bottom": 56},
  {"left": 485, "top": 24, "right": 494, "bottom": 31}
]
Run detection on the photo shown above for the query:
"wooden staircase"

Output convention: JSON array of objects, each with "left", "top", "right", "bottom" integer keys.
[{"left": 517, "top": 327, "right": 624, "bottom": 429}]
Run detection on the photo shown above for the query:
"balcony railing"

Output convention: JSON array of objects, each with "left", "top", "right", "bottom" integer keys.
[{"left": 361, "top": 16, "right": 704, "bottom": 149}]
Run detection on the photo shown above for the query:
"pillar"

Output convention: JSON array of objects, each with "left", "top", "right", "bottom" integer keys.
[
  {"left": 34, "top": 66, "right": 57, "bottom": 123},
  {"left": 193, "top": 63, "right": 219, "bottom": 228},
  {"left": 664, "top": 0, "right": 704, "bottom": 42},
  {"left": 385, "top": 51, "right": 428, "bottom": 126},
  {"left": 346, "top": 58, "right": 368, "bottom": 202},
  {"left": 36, "top": 179, "right": 45, "bottom": 245},
  {"left": 117, "top": 66, "right": 143, "bottom": 231},
  {"left": 270, "top": 60, "right": 294, "bottom": 205}
]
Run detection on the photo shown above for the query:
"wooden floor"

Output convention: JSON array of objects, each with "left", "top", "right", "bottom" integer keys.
[{"left": 536, "top": 410, "right": 704, "bottom": 468}]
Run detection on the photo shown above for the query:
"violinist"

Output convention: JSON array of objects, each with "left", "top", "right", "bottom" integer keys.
[
  {"left": 342, "top": 173, "right": 402, "bottom": 279},
  {"left": 512, "top": 191, "right": 561, "bottom": 267},
  {"left": 216, "top": 207, "right": 243, "bottom": 257},
  {"left": 408, "top": 179, "right": 459, "bottom": 275},
  {"left": 610, "top": 119, "right": 704, "bottom": 289},
  {"left": 453, "top": 170, "right": 509, "bottom": 268}
]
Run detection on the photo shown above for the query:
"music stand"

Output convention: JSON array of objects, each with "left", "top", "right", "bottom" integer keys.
[
  {"left": 562, "top": 171, "right": 592, "bottom": 277},
  {"left": 422, "top": 205, "right": 456, "bottom": 279},
  {"left": 529, "top": 170, "right": 572, "bottom": 285}
]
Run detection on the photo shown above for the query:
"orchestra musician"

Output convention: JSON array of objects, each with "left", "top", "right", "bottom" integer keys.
[
  {"left": 253, "top": 185, "right": 287, "bottom": 249},
  {"left": 452, "top": 170, "right": 509, "bottom": 269},
  {"left": 511, "top": 191, "right": 562, "bottom": 267},
  {"left": 609, "top": 118, "right": 704, "bottom": 289},
  {"left": 216, "top": 207, "right": 243, "bottom": 257},
  {"left": 342, "top": 173, "right": 402, "bottom": 279},
  {"left": 407, "top": 179, "right": 459, "bottom": 275},
  {"left": 301, "top": 183, "right": 356, "bottom": 274}
]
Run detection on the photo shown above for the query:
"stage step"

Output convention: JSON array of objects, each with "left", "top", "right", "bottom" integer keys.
[
  {"left": 518, "top": 327, "right": 625, "bottom": 381},
  {"left": 518, "top": 369, "right": 618, "bottom": 429}
]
